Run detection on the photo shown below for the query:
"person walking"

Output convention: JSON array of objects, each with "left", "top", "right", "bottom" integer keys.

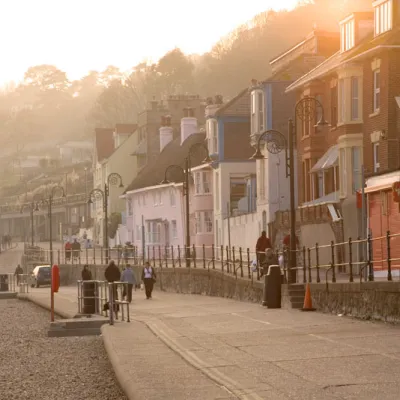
[
  {"left": 104, "top": 260, "right": 121, "bottom": 312},
  {"left": 141, "top": 262, "right": 156, "bottom": 299},
  {"left": 121, "top": 264, "right": 137, "bottom": 303},
  {"left": 14, "top": 264, "right": 23, "bottom": 285},
  {"left": 81, "top": 264, "right": 92, "bottom": 281},
  {"left": 65, "top": 240, "right": 72, "bottom": 263},
  {"left": 256, "top": 231, "right": 272, "bottom": 271}
]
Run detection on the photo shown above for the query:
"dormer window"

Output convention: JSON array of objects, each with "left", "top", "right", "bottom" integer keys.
[
  {"left": 250, "top": 89, "right": 265, "bottom": 134},
  {"left": 206, "top": 119, "right": 218, "bottom": 154},
  {"left": 374, "top": 0, "right": 392, "bottom": 36},
  {"left": 340, "top": 18, "right": 355, "bottom": 52}
]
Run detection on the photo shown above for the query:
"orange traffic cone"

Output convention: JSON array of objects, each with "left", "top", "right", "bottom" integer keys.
[{"left": 301, "top": 283, "right": 316, "bottom": 312}]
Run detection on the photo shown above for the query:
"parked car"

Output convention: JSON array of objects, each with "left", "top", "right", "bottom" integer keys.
[{"left": 31, "top": 265, "right": 51, "bottom": 288}]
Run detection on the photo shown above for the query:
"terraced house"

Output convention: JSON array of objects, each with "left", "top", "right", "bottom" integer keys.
[{"left": 285, "top": 0, "right": 400, "bottom": 269}]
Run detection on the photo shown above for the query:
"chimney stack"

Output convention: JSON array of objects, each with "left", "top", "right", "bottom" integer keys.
[
  {"left": 181, "top": 107, "right": 198, "bottom": 145},
  {"left": 159, "top": 115, "right": 173, "bottom": 152}
]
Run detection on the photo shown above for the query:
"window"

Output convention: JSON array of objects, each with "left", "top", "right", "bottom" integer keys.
[
  {"left": 206, "top": 119, "right": 218, "bottom": 154},
  {"left": 374, "top": 0, "right": 392, "bottom": 36},
  {"left": 351, "top": 147, "right": 362, "bottom": 192},
  {"left": 258, "top": 159, "right": 265, "bottom": 200},
  {"left": 194, "top": 171, "right": 211, "bottom": 195},
  {"left": 230, "top": 177, "right": 247, "bottom": 214},
  {"left": 351, "top": 77, "right": 359, "bottom": 120},
  {"left": 250, "top": 90, "right": 265, "bottom": 134},
  {"left": 340, "top": 18, "right": 355, "bottom": 52},
  {"left": 127, "top": 199, "right": 133, "bottom": 216},
  {"left": 339, "top": 148, "right": 347, "bottom": 195},
  {"left": 195, "top": 211, "right": 213, "bottom": 234},
  {"left": 171, "top": 220, "right": 177, "bottom": 238},
  {"left": 146, "top": 221, "right": 160, "bottom": 244},
  {"left": 338, "top": 79, "right": 345, "bottom": 123},
  {"left": 215, "top": 172, "right": 220, "bottom": 210},
  {"left": 318, "top": 171, "right": 324, "bottom": 198},
  {"left": 373, "top": 70, "right": 381, "bottom": 112},
  {"left": 373, "top": 142, "right": 380, "bottom": 172},
  {"left": 170, "top": 188, "right": 176, "bottom": 206},
  {"left": 331, "top": 85, "right": 338, "bottom": 127}
]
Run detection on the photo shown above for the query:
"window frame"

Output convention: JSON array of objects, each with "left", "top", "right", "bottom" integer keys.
[
  {"left": 340, "top": 18, "right": 355, "bottom": 52},
  {"left": 373, "top": 70, "right": 381, "bottom": 112},
  {"left": 250, "top": 89, "right": 265, "bottom": 134},
  {"left": 206, "top": 119, "right": 218, "bottom": 154},
  {"left": 351, "top": 77, "right": 359, "bottom": 121},
  {"left": 171, "top": 220, "right": 178, "bottom": 238},
  {"left": 373, "top": 142, "right": 380, "bottom": 172},
  {"left": 195, "top": 211, "right": 213, "bottom": 234},
  {"left": 374, "top": 0, "right": 392, "bottom": 36},
  {"left": 351, "top": 146, "right": 362, "bottom": 193}
]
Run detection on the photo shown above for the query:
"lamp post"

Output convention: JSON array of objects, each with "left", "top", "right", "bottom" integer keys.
[
  {"left": 252, "top": 96, "right": 328, "bottom": 284},
  {"left": 39, "top": 185, "right": 66, "bottom": 268},
  {"left": 20, "top": 202, "right": 39, "bottom": 246},
  {"left": 84, "top": 167, "right": 88, "bottom": 228},
  {"left": 87, "top": 172, "right": 123, "bottom": 264},
  {"left": 161, "top": 143, "right": 210, "bottom": 268}
]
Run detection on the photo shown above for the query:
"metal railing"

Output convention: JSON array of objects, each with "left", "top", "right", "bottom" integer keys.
[{"left": 26, "top": 230, "right": 400, "bottom": 286}]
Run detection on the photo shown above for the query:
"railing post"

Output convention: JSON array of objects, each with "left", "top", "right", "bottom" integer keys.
[
  {"left": 147, "top": 247, "right": 150, "bottom": 265},
  {"left": 177, "top": 245, "right": 182, "bottom": 268},
  {"left": 331, "top": 241, "right": 336, "bottom": 283},
  {"left": 100, "top": 247, "right": 103, "bottom": 265},
  {"left": 171, "top": 245, "right": 175, "bottom": 268},
  {"left": 202, "top": 244, "right": 206, "bottom": 269},
  {"left": 158, "top": 246, "right": 162, "bottom": 269},
  {"left": 368, "top": 234, "right": 374, "bottom": 281},
  {"left": 86, "top": 248, "right": 88, "bottom": 265},
  {"left": 232, "top": 247, "right": 236, "bottom": 277},
  {"left": 315, "top": 243, "right": 320, "bottom": 283},
  {"left": 239, "top": 247, "right": 244, "bottom": 278},
  {"left": 211, "top": 244, "right": 215, "bottom": 269},
  {"left": 164, "top": 245, "right": 168, "bottom": 268},
  {"left": 93, "top": 247, "right": 96, "bottom": 265},
  {"left": 386, "top": 231, "right": 392, "bottom": 281},
  {"left": 57, "top": 249, "right": 60, "bottom": 266},
  {"left": 307, "top": 247, "right": 312, "bottom": 283},
  {"left": 348, "top": 238, "right": 353, "bottom": 283},
  {"left": 192, "top": 244, "right": 196, "bottom": 268},
  {"left": 225, "top": 246, "right": 229, "bottom": 273},
  {"left": 247, "top": 248, "right": 252, "bottom": 282},
  {"left": 152, "top": 246, "right": 156, "bottom": 268},
  {"left": 302, "top": 246, "right": 306, "bottom": 283},
  {"left": 221, "top": 245, "right": 224, "bottom": 273}
]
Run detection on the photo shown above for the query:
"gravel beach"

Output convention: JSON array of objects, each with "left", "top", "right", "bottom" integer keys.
[{"left": 0, "top": 299, "right": 127, "bottom": 400}]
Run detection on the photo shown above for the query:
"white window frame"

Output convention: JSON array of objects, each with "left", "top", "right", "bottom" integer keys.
[
  {"left": 351, "top": 147, "right": 362, "bottom": 192},
  {"left": 171, "top": 220, "right": 177, "bottom": 238},
  {"left": 340, "top": 18, "right": 355, "bottom": 52},
  {"left": 317, "top": 171, "right": 324, "bottom": 198},
  {"left": 194, "top": 171, "right": 211, "bottom": 195},
  {"left": 146, "top": 221, "right": 161, "bottom": 244},
  {"left": 374, "top": 0, "right": 392, "bottom": 36},
  {"left": 338, "top": 79, "right": 346, "bottom": 123},
  {"left": 250, "top": 89, "right": 265, "bottom": 134},
  {"left": 351, "top": 77, "right": 359, "bottom": 121},
  {"left": 373, "top": 142, "right": 380, "bottom": 172},
  {"left": 170, "top": 188, "right": 176, "bottom": 206},
  {"left": 195, "top": 211, "right": 213, "bottom": 234},
  {"left": 215, "top": 172, "right": 220, "bottom": 210},
  {"left": 206, "top": 119, "right": 218, "bottom": 154},
  {"left": 373, "top": 70, "right": 381, "bottom": 112}
]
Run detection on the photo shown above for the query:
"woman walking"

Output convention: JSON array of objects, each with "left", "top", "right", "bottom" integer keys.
[{"left": 141, "top": 262, "right": 156, "bottom": 299}]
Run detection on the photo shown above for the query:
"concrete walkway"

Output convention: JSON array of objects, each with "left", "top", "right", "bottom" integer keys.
[{"left": 20, "top": 287, "right": 400, "bottom": 400}]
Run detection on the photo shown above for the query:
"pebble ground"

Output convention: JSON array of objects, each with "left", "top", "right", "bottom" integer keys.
[{"left": 0, "top": 299, "right": 127, "bottom": 400}]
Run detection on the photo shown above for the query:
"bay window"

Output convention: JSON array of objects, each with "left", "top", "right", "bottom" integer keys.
[{"left": 251, "top": 89, "right": 265, "bottom": 134}]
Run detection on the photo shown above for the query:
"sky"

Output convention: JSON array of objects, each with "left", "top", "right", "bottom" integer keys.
[{"left": 0, "top": 0, "right": 299, "bottom": 86}]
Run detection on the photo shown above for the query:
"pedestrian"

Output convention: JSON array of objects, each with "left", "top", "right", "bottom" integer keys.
[
  {"left": 141, "top": 261, "right": 156, "bottom": 299},
  {"left": 256, "top": 231, "right": 272, "bottom": 271},
  {"left": 14, "top": 264, "right": 23, "bottom": 285},
  {"left": 121, "top": 264, "right": 137, "bottom": 303},
  {"left": 260, "top": 248, "right": 279, "bottom": 278},
  {"left": 81, "top": 264, "right": 92, "bottom": 281},
  {"left": 104, "top": 260, "right": 121, "bottom": 311},
  {"left": 71, "top": 239, "right": 81, "bottom": 262},
  {"left": 65, "top": 241, "right": 72, "bottom": 263}
]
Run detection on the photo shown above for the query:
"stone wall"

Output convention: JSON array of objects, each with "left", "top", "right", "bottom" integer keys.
[
  {"left": 310, "top": 282, "right": 400, "bottom": 323},
  {"left": 58, "top": 264, "right": 264, "bottom": 304}
]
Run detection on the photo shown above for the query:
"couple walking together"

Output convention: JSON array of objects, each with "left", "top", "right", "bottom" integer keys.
[{"left": 104, "top": 261, "right": 157, "bottom": 301}]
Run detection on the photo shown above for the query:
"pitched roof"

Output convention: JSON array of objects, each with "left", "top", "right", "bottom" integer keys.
[
  {"left": 124, "top": 132, "right": 207, "bottom": 193},
  {"left": 115, "top": 124, "right": 137, "bottom": 134},
  {"left": 95, "top": 128, "right": 114, "bottom": 162},
  {"left": 214, "top": 88, "right": 249, "bottom": 117},
  {"left": 286, "top": 27, "right": 400, "bottom": 92}
]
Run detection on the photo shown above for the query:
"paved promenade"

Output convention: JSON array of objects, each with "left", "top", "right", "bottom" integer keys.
[{"left": 21, "top": 286, "right": 400, "bottom": 400}]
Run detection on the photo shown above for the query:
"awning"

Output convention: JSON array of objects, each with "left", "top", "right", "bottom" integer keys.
[{"left": 310, "top": 145, "right": 338, "bottom": 173}]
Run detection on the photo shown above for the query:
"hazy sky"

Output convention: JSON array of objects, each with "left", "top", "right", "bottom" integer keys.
[{"left": 0, "top": 0, "right": 298, "bottom": 85}]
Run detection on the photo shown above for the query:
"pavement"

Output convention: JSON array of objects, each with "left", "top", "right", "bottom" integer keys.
[{"left": 16, "top": 285, "right": 400, "bottom": 400}]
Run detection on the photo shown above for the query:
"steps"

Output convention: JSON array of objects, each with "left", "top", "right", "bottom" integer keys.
[
  {"left": 288, "top": 284, "right": 305, "bottom": 309},
  {"left": 0, "top": 292, "right": 17, "bottom": 300},
  {"left": 48, "top": 316, "right": 108, "bottom": 337}
]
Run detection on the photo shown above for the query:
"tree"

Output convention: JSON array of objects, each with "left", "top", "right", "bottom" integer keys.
[{"left": 24, "top": 65, "right": 69, "bottom": 92}]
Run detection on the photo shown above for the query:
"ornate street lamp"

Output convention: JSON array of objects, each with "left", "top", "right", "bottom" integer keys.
[
  {"left": 251, "top": 96, "right": 328, "bottom": 284},
  {"left": 87, "top": 172, "right": 124, "bottom": 264}
]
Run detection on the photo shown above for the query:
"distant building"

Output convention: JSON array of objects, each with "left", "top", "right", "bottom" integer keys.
[{"left": 58, "top": 140, "right": 93, "bottom": 165}]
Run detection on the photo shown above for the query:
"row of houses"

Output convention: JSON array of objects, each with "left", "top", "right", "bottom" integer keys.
[{"left": 91, "top": 0, "right": 400, "bottom": 268}]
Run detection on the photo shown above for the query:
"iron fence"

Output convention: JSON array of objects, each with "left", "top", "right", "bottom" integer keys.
[{"left": 24, "top": 230, "right": 400, "bottom": 285}]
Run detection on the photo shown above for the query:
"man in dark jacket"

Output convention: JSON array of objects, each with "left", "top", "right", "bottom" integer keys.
[
  {"left": 256, "top": 231, "right": 272, "bottom": 270},
  {"left": 104, "top": 261, "right": 121, "bottom": 312}
]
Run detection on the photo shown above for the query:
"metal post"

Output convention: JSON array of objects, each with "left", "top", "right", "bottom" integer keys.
[
  {"left": 104, "top": 183, "right": 109, "bottom": 264},
  {"left": 185, "top": 157, "right": 190, "bottom": 268},
  {"left": 31, "top": 207, "right": 34, "bottom": 246},
  {"left": 361, "top": 165, "right": 367, "bottom": 281},
  {"left": 368, "top": 234, "right": 374, "bottom": 281},
  {"left": 315, "top": 243, "right": 320, "bottom": 283},
  {"left": 227, "top": 202, "right": 231, "bottom": 262},
  {"left": 49, "top": 197, "right": 55, "bottom": 322},
  {"left": 387, "top": 231, "right": 392, "bottom": 281},
  {"left": 302, "top": 246, "right": 306, "bottom": 283},
  {"left": 288, "top": 119, "right": 297, "bottom": 284},
  {"left": 331, "top": 240, "right": 336, "bottom": 283},
  {"left": 349, "top": 238, "right": 354, "bottom": 283},
  {"left": 307, "top": 247, "right": 312, "bottom": 283},
  {"left": 141, "top": 215, "right": 145, "bottom": 265}
]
